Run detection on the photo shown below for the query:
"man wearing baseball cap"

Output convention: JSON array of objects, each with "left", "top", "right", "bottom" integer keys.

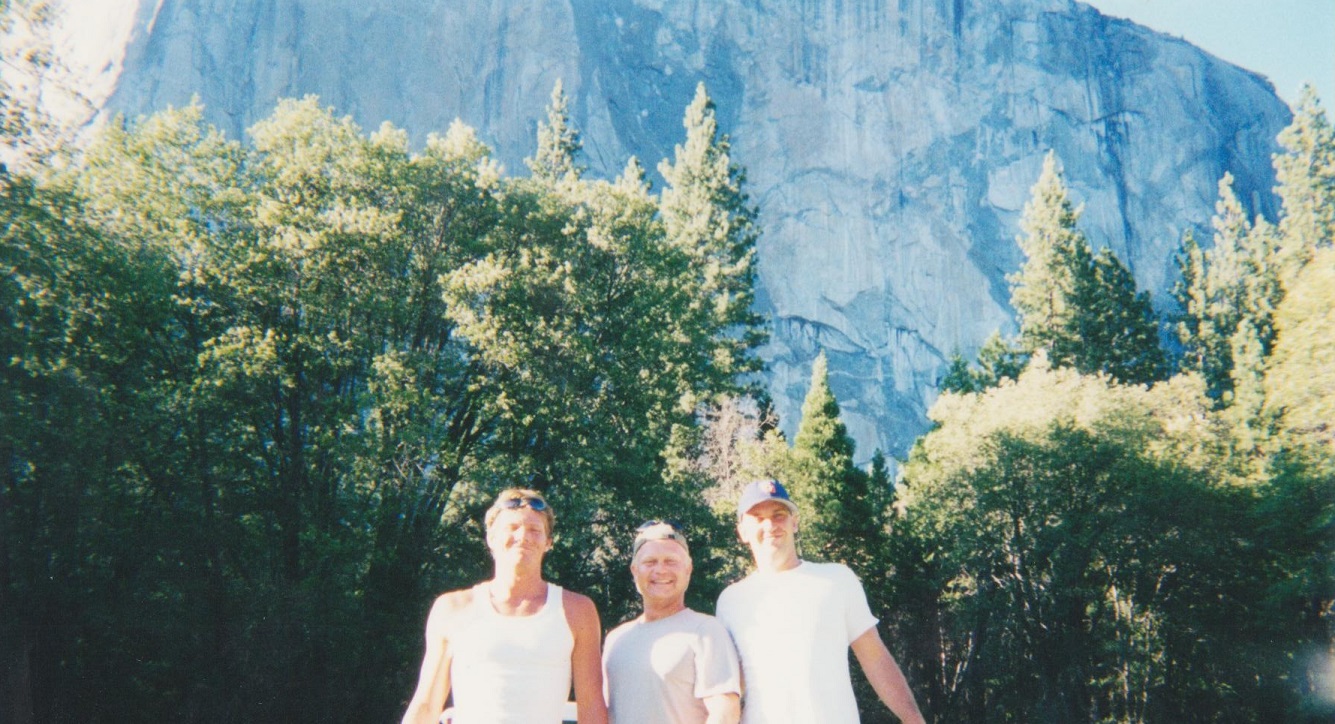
[
  {"left": 716, "top": 479, "right": 926, "bottom": 724},
  {"left": 603, "top": 521, "right": 741, "bottom": 724}
]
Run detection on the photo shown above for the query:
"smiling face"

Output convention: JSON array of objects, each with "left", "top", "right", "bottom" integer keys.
[
  {"left": 486, "top": 506, "right": 553, "bottom": 565},
  {"left": 630, "top": 538, "right": 692, "bottom": 607},
  {"left": 737, "top": 499, "right": 799, "bottom": 566}
]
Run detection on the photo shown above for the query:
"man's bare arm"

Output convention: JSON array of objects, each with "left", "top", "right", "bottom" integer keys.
[
  {"left": 564, "top": 590, "right": 609, "bottom": 724},
  {"left": 850, "top": 627, "right": 926, "bottom": 724},
  {"left": 401, "top": 593, "right": 465, "bottom": 724},
  {"left": 702, "top": 692, "right": 741, "bottom": 724}
]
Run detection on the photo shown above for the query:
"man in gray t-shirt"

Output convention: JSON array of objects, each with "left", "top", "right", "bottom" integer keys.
[{"left": 602, "top": 521, "right": 741, "bottom": 724}]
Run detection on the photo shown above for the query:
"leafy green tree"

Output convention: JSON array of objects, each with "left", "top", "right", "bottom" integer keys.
[
  {"left": 0, "top": 0, "right": 85, "bottom": 169},
  {"left": 1, "top": 167, "right": 186, "bottom": 722},
  {"left": 437, "top": 89, "right": 770, "bottom": 628},
  {"left": 902, "top": 358, "right": 1296, "bottom": 722},
  {"left": 15, "top": 87, "right": 774, "bottom": 722},
  {"left": 1265, "top": 245, "right": 1335, "bottom": 453}
]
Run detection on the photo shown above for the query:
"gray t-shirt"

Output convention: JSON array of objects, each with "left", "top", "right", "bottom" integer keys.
[{"left": 602, "top": 608, "right": 742, "bottom": 724}]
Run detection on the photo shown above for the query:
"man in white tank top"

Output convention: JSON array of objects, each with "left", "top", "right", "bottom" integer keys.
[
  {"left": 401, "top": 488, "right": 608, "bottom": 724},
  {"left": 602, "top": 521, "right": 741, "bottom": 723},
  {"left": 715, "top": 479, "right": 927, "bottom": 724}
]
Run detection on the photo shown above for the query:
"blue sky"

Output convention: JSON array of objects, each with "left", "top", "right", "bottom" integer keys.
[{"left": 1084, "top": 0, "right": 1335, "bottom": 109}]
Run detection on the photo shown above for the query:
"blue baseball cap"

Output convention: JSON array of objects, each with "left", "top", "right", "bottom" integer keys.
[{"left": 737, "top": 479, "right": 798, "bottom": 521}]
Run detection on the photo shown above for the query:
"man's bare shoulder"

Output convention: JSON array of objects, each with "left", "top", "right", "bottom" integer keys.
[
  {"left": 434, "top": 587, "right": 477, "bottom": 612},
  {"left": 561, "top": 587, "right": 595, "bottom": 610},
  {"left": 561, "top": 588, "right": 600, "bottom": 625},
  {"left": 426, "top": 586, "right": 479, "bottom": 633}
]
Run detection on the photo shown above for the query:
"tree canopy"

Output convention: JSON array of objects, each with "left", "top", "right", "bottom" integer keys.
[
  {"left": 2, "top": 85, "right": 765, "bottom": 723},
  {"left": 4, "top": 56, "right": 1332, "bottom": 724}
]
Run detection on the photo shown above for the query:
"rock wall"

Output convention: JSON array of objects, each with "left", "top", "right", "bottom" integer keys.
[{"left": 91, "top": 0, "right": 1292, "bottom": 461}]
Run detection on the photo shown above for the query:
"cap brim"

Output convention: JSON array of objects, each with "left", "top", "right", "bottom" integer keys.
[{"left": 738, "top": 496, "right": 798, "bottom": 521}]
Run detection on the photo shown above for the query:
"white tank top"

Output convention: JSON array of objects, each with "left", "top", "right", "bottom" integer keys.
[{"left": 448, "top": 582, "right": 573, "bottom": 724}]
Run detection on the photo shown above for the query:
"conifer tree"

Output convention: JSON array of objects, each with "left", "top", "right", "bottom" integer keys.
[
  {"left": 1010, "top": 152, "right": 1091, "bottom": 364},
  {"left": 786, "top": 352, "right": 885, "bottom": 572},
  {"left": 1173, "top": 229, "right": 1210, "bottom": 373},
  {"left": 1009, "top": 152, "right": 1164, "bottom": 384},
  {"left": 1075, "top": 247, "right": 1165, "bottom": 384},
  {"left": 938, "top": 353, "right": 980, "bottom": 394},
  {"left": 658, "top": 82, "right": 766, "bottom": 386},
  {"left": 1274, "top": 86, "right": 1335, "bottom": 280},
  {"left": 1228, "top": 320, "right": 1270, "bottom": 455},
  {"left": 1175, "top": 173, "right": 1283, "bottom": 400},
  {"left": 940, "top": 331, "right": 1031, "bottom": 395},
  {"left": 526, "top": 79, "right": 583, "bottom": 183},
  {"left": 975, "top": 331, "right": 1029, "bottom": 386}
]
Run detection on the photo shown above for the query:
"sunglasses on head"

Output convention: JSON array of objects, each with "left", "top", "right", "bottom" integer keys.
[
  {"left": 498, "top": 495, "right": 548, "bottom": 512},
  {"left": 633, "top": 519, "right": 689, "bottom": 555},
  {"left": 637, "top": 519, "right": 683, "bottom": 532}
]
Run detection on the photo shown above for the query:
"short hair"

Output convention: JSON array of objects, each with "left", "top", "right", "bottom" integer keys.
[{"left": 484, "top": 487, "right": 555, "bottom": 536}]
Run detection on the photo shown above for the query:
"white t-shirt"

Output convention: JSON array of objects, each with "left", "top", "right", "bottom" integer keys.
[
  {"left": 602, "top": 608, "right": 741, "bottom": 724},
  {"left": 448, "top": 582, "right": 573, "bottom": 724},
  {"left": 716, "top": 561, "right": 878, "bottom": 724}
]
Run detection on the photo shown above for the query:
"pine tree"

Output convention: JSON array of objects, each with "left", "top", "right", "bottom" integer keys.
[
  {"left": 1274, "top": 86, "right": 1335, "bottom": 280},
  {"left": 938, "top": 353, "right": 980, "bottom": 394},
  {"left": 1173, "top": 229, "right": 1210, "bottom": 374},
  {"left": 976, "top": 331, "right": 1029, "bottom": 386},
  {"left": 1075, "top": 248, "right": 1165, "bottom": 384},
  {"left": 867, "top": 449, "right": 895, "bottom": 534},
  {"left": 658, "top": 82, "right": 766, "bottom": 386},
  {"left": 1175, "top": 173, "right": 1284, "bottom": 401},
  {"left": 1010, "top": 152, "right": 1091, "bottom": 365},
  {"left": 525, "top": 79, "right": 583, "bottom": 183},
  {"left": 939, "top": 332, "right": 1030, "bottom": 394},
  {"left": 786, "top": 352, "right": 884, "bottom": 571},
  {"left": 1227, "top": 320, "right": 1269, "bottom": 455},
  {"left": 1009, "top": 152, "right": 1164, "bottom": 384}
]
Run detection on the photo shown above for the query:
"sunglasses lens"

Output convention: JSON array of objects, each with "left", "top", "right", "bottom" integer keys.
[{"left": 501, "top": 496, "right": 547, "bottom": 511}]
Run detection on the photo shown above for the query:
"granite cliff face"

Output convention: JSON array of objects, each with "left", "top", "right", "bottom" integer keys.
[{"left": 90, "top": 0, "right": 1292, "bottom": 461}]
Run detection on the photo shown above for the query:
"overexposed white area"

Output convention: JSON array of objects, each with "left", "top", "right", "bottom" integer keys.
[
  {"left": 50, "top": 0, "right": 142, "bottom": 113},
  {"left": 0, "top": 0, "right": 141, "bottom": 139},
  {"left": 1084, "top": 0, "right": 1335, "bottom": 108}
]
